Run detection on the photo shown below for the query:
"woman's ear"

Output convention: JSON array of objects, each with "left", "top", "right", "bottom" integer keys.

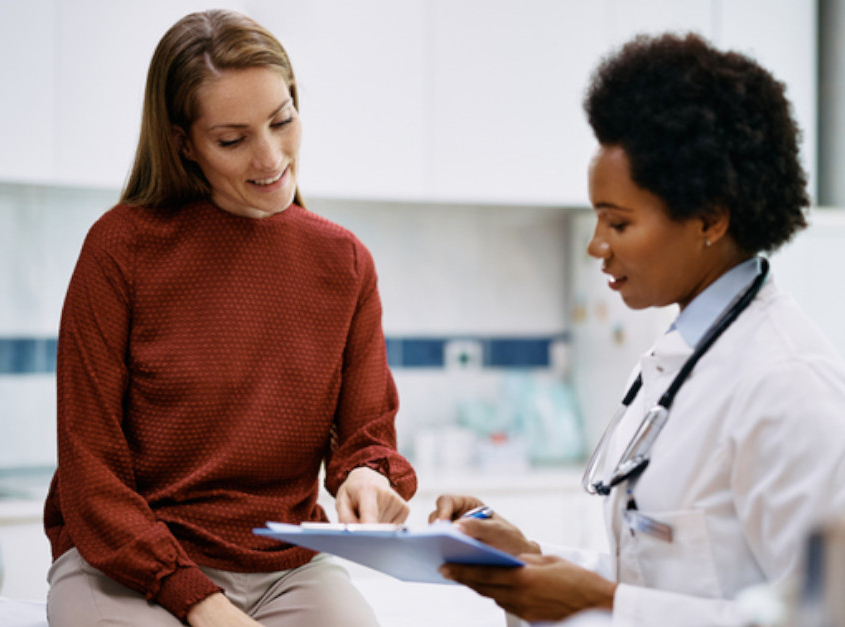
[
  {"left": 171, "top": 125, "right": 194, "bottom": 161},
  {"left": 701, "top": 206, "right": 730, "bottom": 246}
]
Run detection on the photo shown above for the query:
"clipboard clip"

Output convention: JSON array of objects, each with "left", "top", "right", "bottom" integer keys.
[{"left": 299, "top": 522, "right": 409, "bottom": 532}]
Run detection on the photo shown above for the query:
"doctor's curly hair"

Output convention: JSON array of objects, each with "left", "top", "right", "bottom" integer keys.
[{"left": 584, "top": 32, "right": 809, "bottom": 254}]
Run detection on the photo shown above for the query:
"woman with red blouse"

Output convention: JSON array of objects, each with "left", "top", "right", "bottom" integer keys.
[{"left": 43, "top": 10, "right": 416, "bottom": 627}]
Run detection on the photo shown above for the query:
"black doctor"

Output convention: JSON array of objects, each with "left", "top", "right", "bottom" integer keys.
[{"left": 430, "top": 32, "right": 845, "bottom": 627}]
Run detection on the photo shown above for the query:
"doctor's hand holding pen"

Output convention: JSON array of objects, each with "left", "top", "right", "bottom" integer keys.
[
  {"left": 429, "top": 495, "right": 617, "bottom": 623},
  {"left": 429, "top": 495, "right": 540, "bottom": 557}
]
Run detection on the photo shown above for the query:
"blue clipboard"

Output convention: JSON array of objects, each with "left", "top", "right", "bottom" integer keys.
[{"left": 253, "top": 521, "right": 524, "bottom": 584}]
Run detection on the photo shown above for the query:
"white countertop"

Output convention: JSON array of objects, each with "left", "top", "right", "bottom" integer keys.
[{"left": 0, "top": 468, "right": 50, "bottom": 525}]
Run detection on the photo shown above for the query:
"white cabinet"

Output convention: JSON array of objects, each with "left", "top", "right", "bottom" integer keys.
[
  {"left": 251, "top": 1, "right": 429, "bottom": 201},
  {"left": 0, "top": 0, "right": 250, "bottom": 189},
  {"left": 607, "top": 0, "right": 713, "bottom": 44},
  {"left": 426, "top": 0, "right": 815, "bottom": 206},
  {"left": 0, "top": 1, "right": 819, "bottom": 203},
  {"left": 52, "top": 0, "right": 248, "bottom": 189},
  {"left": 429, "top": 0, "right": 608, "bottom": 206},
  {"left": 718, "top": 0, "right": 818, "bottom": 200},
  {"left": 40, "top": 0, "right": 426, "bottom": 196},
  {"left": 53, "top": 0, "right": 155, "bottom": 188},
  {"left": 0, "top": 1, "right": 57, "bottom": 185}
]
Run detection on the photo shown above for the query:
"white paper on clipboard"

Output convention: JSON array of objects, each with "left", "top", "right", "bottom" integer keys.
[{"left": 253, "top": 521, "right": 524, "bottom": 584}]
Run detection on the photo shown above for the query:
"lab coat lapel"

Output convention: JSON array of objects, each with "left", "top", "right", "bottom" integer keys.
[
  {"left": 607, "top": 329, "right": 693, "bottom": 584},
  {"left": 639, "top": 329, "right": 693, "bottom": 409}
]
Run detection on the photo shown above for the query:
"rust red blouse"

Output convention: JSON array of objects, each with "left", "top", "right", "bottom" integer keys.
[{"left": 44, "top": 201, "right": 416, "bottom": 620}]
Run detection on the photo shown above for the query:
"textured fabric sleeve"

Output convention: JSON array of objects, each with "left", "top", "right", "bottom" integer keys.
[
  {"left": 51, "top": 211, "right": 221, "bottom": 621},
  {"left": 323, "top": 240, "right": 417, "bottom": 499}
]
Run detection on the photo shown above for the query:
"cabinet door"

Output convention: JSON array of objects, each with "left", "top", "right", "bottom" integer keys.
[
  {"left": 0, "top": 0, "right": 57, "bottom": 184},
  {"left": 430, "top": 0, "right": 609, "bottom": 206},
  {"left": 608, "top": 0, "right": 816, "bottom": 197},
  {"left": 608, "top": 0, "right": 713, "bottom": 45},
  {"left": 717, "top": 0, "right": 817, "bottom": 199},
  {"left": 253, "top": 0, "right": 428, "bottom": 201},
  {"left": 54, "top": 0, "right": 247, "bottom": 189}
]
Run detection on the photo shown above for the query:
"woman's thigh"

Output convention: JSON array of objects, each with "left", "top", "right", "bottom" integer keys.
[
  {"left": 47, "top": 549, "right": 378, "bottom": 627},
  {"left": 47, "top": 548, "right": 182, "bottom": 627},
  {"left": 240, "top": 554, "right": 379, "bottom": 627}
]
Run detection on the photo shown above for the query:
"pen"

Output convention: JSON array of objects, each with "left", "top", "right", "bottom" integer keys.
[{"left": 461, "top": 505, "right": 494, "bottom": 520}]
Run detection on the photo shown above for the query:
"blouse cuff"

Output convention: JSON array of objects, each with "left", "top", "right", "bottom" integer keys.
[
  {"left": 153, "top": 564, "right": 224, "bottom": 622},
  {"left": 327, "top": 454, "right": 417, "bottom": 500}
]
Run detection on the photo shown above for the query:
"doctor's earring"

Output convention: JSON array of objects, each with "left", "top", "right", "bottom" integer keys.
[{"left": 704, "top": 239, "right": 712, "bottom": 248}]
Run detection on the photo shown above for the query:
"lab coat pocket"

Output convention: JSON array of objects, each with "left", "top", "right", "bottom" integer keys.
[{"left": 618, "top": 508, "right": 722, "bottom": 599}]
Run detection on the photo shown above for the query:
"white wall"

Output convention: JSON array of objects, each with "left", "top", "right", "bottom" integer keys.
[
  {"left": 0, "top": 184, "right": 578, "bottom": 471},
  {"left": 771, "top": 208, "right": 845, "bottom": 359},
  {"left": 310, "top": 199, "right": 570, "bottom": 336},
  {"left": 0, "top": 185, "right": 116, "bottom": 469}
]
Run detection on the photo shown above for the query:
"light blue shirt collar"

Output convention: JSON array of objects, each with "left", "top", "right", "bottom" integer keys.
[{"left": 673, "top": 257, "right": 763, "bottom": 348}]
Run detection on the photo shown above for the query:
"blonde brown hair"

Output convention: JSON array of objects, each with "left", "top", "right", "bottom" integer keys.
[{"left": 121, "top": 10, "right": 304, "bottom": 208}]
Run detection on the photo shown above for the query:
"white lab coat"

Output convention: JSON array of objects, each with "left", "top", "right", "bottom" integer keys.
[{"left": 546, "top": 279, "right": 845, "bottom": 627}]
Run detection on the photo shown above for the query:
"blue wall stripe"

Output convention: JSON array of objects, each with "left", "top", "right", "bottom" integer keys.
[
  {"left": 385, "top": 335, "right": 569, "bottom": 369},
  {"left": 0, "top": 338, "right": 57, "bottom": 374},
  {"left": 0, "top": 335, "right": 567, "bottom": 374},
  {"left": 395, "top": 338, "right": 447, "bottom": 368},
  {"left": 487, "top": 338, "right": 553, "bottom": 367}
]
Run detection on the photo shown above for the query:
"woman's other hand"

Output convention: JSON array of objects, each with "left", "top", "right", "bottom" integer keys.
[
  {"left": 439, "top": 554, "right": 617, "bottom": 623},
  {"left": 336, "top": 466, "right": 410, "bottom": 524},
  {"left": 186, "top": 593, "right": 262, "bottom": 626}
]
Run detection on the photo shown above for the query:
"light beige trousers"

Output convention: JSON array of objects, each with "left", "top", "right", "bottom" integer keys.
[{"left": 46, "top": 548, "right": 379, "bottom": 626}]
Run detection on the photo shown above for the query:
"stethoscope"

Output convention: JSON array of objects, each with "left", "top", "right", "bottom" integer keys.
[{"left": 581, "top": 257, "right": 770, "bottom": 498}]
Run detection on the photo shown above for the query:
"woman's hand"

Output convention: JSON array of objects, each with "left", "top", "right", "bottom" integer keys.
[
  {"left": 429, "top": 494, "right": 541, "bottom": 557},
  {"left": 439, "top": 554, "right": 617, "bottom": 623},
  {"left": 186, "top": 593, "right": 262, "bottom": 627},
  {"left": 336, "top": 466, "right": 410, "bottom": 523}
]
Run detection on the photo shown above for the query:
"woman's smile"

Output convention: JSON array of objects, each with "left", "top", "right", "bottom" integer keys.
[{"left": 250, "top": 169, "right": 285, "bottom": 186}]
